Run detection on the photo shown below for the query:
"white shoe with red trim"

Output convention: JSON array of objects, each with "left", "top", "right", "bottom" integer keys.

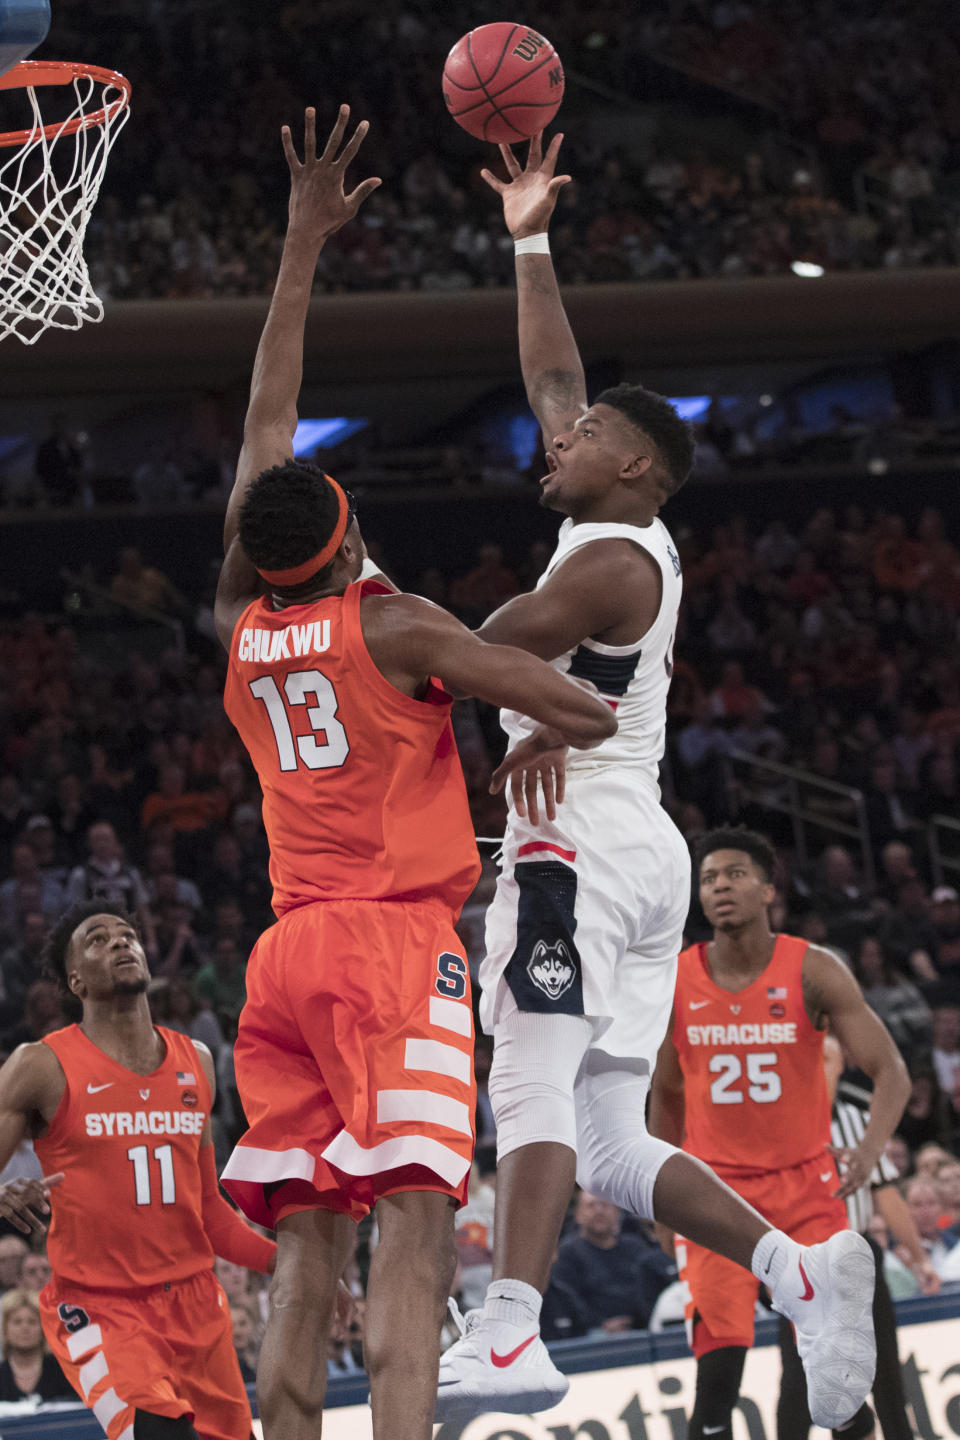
[
  {"left": 770, "top": 1230, "right": 876, "bottom": 1430},
  {"left": 435, "top": 1302, "right": 569, "bottom": 1422}
]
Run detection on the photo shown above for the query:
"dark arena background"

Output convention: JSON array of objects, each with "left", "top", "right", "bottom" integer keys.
[{"left": 1, "top": 2, "right": 960, "bottom": 1437}]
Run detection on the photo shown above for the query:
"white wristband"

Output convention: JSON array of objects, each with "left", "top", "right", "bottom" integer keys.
[{"left": 514, "top": 232, "right": 550, "bottom": 256}]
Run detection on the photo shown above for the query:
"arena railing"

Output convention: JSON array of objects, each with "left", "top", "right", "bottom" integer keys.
[{"left": 725, "top": 749, "right": 875, "bottom": 888}]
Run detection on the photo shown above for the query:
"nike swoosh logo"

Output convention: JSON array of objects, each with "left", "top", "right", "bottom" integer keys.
[
  {"left": 798, "top": 1257, "right": 815, "bottom": 1301},
  {"left": 490, "top": 1335, "right": 537, "bottom": 1368},
  {"left": 820, "top": 1172, "right": 833, "bottom": 1182},
  {"left": 689, "top": 1000, "right": 709, "bottom": 1010},
  {"left": 704, "top": 1427, "right": 727, "bottom": 1435},
  {"left": 86, "top": 1082, "right": 112, "bottom": 1094}
]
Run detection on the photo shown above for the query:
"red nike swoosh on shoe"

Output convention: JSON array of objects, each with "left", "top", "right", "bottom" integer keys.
[
  {"left": 798, "top": 1258, "right": 815, "bottom": 1301},
  {"left": 490, "top": 1334, "right": 538, "bottom": 1367}
]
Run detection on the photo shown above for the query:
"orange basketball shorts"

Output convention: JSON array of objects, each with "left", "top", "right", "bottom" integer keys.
[
  {"left": 40, "top": 1268, "right": 251, "bottom": 1440},
  {"left": 678, "top": 1148, "right": 848, "bottom": 1356},
  {"left": 221, "top": 896, "right": 477, "bottom": 1226}
]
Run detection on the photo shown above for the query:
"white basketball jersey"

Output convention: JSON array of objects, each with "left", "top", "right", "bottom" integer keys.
[{"left": 501, "top": 517, "right": 682, "bottom": 789}]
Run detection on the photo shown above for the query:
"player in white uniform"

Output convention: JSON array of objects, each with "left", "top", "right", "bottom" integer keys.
[{"left": 437, "top": 133, "right": 877, "bottom": 1430}]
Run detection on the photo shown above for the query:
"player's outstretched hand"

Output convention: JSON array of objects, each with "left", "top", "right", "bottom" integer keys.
[
  {"left": 282, "top": 105, "right": 381, "bottom": 241},
  {"left": 0, "top": 1172, "right": 64, "bottom": 1234},
  {"left": 481, "top": 130, "right": 571, "bottom": 239},
  {"left": 490, "top": 725, "right": 568, "bottom": 826}
]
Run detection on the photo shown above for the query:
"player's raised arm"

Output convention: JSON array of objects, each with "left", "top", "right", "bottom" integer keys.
[
  {"left": 483, "top": 132, "right": 585, "bottom": 444},
  {"left": 0, "top": 1044, "right": 65, "bottom": 1232},
  {"left": 802, "top": 947, "right": 910, "bottom": 1200},
  {"left": 215, "top": 105, "right": 381, "bottom": 646}
]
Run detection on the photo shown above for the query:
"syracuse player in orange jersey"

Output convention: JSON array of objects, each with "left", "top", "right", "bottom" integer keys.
[
  {"left": 650, "top": 827, "right": 910, "bottom": 1440},
  {"left": 211, "top": 105, "right": 615, "bottom": 1440},
  {"left": 0, "top": 902, "right": 277, "bottom": 1440}
]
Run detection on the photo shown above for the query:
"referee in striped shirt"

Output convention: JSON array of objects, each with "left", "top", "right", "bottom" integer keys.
[{"left": 778, "top": 1051, "right": 938, "bottom": 1440}]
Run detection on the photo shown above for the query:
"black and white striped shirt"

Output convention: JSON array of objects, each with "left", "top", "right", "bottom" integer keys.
[{"left": 832, "top": 1075, "right": 900, "bottom": 1234}]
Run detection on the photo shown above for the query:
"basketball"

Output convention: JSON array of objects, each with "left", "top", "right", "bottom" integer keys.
[{"left": 442, "top": 22, "right": 564, "bottom": 144}]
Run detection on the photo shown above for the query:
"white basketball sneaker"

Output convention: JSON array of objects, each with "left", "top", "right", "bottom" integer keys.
[
  {"left": 770, "top": 1230, "right": 876, "bottom": 1430},
  {"left": 435, "top": 1302, "right": 569, "bottom": 1422}
]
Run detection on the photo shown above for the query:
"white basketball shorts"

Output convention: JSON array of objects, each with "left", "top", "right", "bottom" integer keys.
[{"left": 479, "top": 766, "right": 691, "bottom": 1069}]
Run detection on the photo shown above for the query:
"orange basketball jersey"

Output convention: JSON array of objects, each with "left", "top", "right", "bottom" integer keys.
[
  {"left": 223, "top": 579, "right": 481, "bottom": 917},
  {"left": 35, "top": 1025, "right": 215, "bottom": 1290},
  {"left": 673, "top": 935, "right": 831, "bottom": 1173}
]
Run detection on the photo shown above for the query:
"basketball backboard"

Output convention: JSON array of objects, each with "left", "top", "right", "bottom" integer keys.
[{"left": 0, "top": 0, "right": 50, "bottom": 79}]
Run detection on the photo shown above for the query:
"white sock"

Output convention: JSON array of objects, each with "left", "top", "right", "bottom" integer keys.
[
  {"left": 751, "top": 1228, "right": 802, "bottom": 1290},
  {"left": 483, "top": 1278, "right": 542, "bottom": 1328}
]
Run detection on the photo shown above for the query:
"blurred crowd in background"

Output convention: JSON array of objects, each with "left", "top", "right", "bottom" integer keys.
[{"left": 21, "top": 0, "right": 960, "bottom": 299}]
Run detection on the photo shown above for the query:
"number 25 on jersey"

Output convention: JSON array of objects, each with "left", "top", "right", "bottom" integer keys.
[
  {"left": 709, "top": 1051, "right": 782, "bottom": 1105},
  {"left": 249, "top": 669, "right": 350, "bottom": 772}
]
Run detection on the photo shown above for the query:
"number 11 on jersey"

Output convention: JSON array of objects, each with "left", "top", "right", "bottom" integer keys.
[{"left": 127, "top": 1144, "right": 176, "bottom": 1205}]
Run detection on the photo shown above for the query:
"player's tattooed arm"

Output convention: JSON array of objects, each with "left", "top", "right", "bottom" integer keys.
[
  {"left": 216, "top": 105, "right": 381, "bottom": 647},
  {"left": 0, "top": 1044, "right": 65, "bottom": 1232},
  {"left": 482, "top": 132, "right": 586, "bottom": 443},
  {"left": 803, "top": 945, "right": 910, "bottom": 1199}
]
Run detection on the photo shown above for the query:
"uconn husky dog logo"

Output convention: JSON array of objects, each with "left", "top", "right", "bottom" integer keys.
[{"left": 528, "top": 939, "right": 576, "bottom": 1000}]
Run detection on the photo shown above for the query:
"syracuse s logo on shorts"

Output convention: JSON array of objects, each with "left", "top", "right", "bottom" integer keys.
[{"left": 527, "top": 939, "right": 576, "bottom": 1000}]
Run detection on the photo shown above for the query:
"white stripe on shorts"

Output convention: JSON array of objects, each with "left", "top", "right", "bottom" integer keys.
[
  {"left": 377, "top": 1088, "right": 472, "bottom": 1135},
  {"left": 220, "top": 1143, "right": 314, "bottom": 1185},
  {"left": 429, "top": 996, "right": 472, "bottom": 1037},
  {"left": 322, "top": 1129, "right": 470, "bottom": 1186},
  {"left": 78, "top": 1350, "right": 108, "bottom": 1399},
  {"left": 66, "top": 1324, "right": 103, "bottom": 1361},
  {"left": 92, "top": 1388, "right": 126, "bottom": 1430},
  {"left": 404, "top": 1037, "right": 470, "bottom": 1083}
]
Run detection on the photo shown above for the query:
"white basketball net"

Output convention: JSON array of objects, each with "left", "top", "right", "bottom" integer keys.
[{"left": 0, "top": 67, "right": 130, "bottom": 344}]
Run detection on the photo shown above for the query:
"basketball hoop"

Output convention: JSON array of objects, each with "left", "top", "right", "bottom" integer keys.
[{"left": 0, "top": 60, "right": 131, "bottom": 344}]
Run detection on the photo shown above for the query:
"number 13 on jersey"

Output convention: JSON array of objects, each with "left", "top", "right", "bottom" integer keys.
[{"left": 249, "top": 669, "right": 350, "bottom": 772}]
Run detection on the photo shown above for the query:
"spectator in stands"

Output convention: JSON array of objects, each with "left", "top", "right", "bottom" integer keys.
[
  {"left": 549, "top": 1193, "right": 674, "bottom": 1334},
  {"left": 0, "top": 1288, "right": 74, "bottom": 1401},
  {"left": 897, "top": 1069, "right": 952, "bottom": 1153},
  {"left": 0, "top": 779, "right": 32, "bottom": 871},
  {"left": 905, "top": 1178, "right": 959, "bottom": 1277},
  {"left": 0, "top": 913, "right": 50, "bottom": 1023},
  {"left": 19, "top": 1251, "right": 51, "bottom": 1293},
  {"left": 914, "top": 1143, "right": 954, "bottom": 1183},
  {"left": 194, "top": 936, "right": 247, "bottom": 1028},
  {"left": 65, "top": 823, "right": 156, "bottom": 956},
  {"left": 883, "top": 1136, "right": 911, "bottom": 1178},
  {"left": 0, "top": 842, "right": 64, "bottom": 942},
  {"left": 141, "top": 762, "right": 225, "bottom": 835},
  {"left": 809, "top": 845, "right": 877, "bottom": 951},
  {"left": 934, "top": 1159, "right": 960, "bottom": 1240},
  {"left": 231, "top": 1303, "right": 260, "bottom": 1384},
  {"left": 110, "top": 546, "right": 186, "bottom": 615},
  {"left": 932, "top": 1006, "right": 960, "bottom": 1098},
  {"left": 880, "top": 877, "right": 939, "bottom": 977},
  {"left": 853, "top": 935, "right": 932, "bottom": 1072},
  {"left": 863, "top": 751, "right": 918, "bottom": 856},
  {"left": 0, "top": 1237, "right": 28, "bottom": 1293}
]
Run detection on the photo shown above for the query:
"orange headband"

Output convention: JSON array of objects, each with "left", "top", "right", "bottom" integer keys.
[{"left": 257, "top": 476, "right": 350, "bottom": 587}]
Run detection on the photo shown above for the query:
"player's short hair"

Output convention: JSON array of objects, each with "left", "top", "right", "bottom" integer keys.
[
  {"left": 694, "top": 826, "right": 776, "bottom": 882},
  {"left": 237, "top": 461, "right": 343, "bottom": 591},
  {"left": 594, "top": 383, "right": 695, "bottom": 495},
  {"left": 44, "top": 902, "right": 139, "bottom": 989}
]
